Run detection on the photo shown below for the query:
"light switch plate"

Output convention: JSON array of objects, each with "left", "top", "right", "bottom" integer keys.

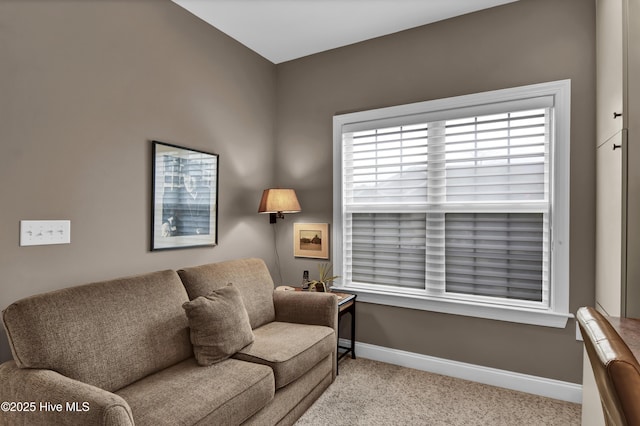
[{"left": 20, "top": 220, "right": 71, "bottom": 246}]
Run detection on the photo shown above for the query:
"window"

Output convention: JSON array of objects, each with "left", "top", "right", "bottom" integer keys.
[{"left": 333, "top": 80, "right": 571, "bottom": 327}]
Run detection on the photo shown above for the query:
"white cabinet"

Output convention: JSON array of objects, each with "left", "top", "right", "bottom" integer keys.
[
  {"left": 581, "top": 349, "right": 605, "bottom": 426},
  {"left": 594, "top": 0, "right": 631, "bottom": 318},
  {"left": 595, "top": 132, "right": 624, "bottom": 316},
  {"left": 596, "top": 0, "right": 625, "bottom": 145},
  {"left": 625, "top": 0, "right": 640, "bottom": 318},
  {"left": 587, "top": 1, "right": 638, "bottom": 422}
]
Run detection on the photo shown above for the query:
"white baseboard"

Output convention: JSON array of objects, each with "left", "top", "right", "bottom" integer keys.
[{"left": 339, "top": 339, "right": 582, "bottom": 404}]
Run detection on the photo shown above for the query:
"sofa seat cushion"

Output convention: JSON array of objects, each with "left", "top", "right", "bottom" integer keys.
[
  {"left": 116, "top": 357, "right": 274, "bottom": 426},
  {"left": 233, "top": 321, "right": 335, "bottom": 390}
]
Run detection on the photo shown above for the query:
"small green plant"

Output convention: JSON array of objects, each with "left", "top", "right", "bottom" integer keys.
[{"left": 308, "top": 263, "right": 339, "bottom": 292}]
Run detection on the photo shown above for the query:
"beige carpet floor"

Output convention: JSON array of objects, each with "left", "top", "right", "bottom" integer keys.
[{"left": 295, "top": 358, "right": 581, "bottom": 426}]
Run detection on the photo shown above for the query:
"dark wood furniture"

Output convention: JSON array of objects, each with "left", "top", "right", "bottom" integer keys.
[
  {"left": 577, "top": 307, "right": 640, "bottom": 426},
  {"left": 335, "top": 292, "right": 356, "bottom": 374}
]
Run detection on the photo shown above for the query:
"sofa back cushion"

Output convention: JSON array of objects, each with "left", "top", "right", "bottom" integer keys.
[
  {"left": 2, "top": 270, "right": 192, "bottom": 392},
  {"left": 183, "top": 284, "right": 255, "bottom": 366},
  {"left": 178, "top": 258, "right": 275, "bottom": 329}
]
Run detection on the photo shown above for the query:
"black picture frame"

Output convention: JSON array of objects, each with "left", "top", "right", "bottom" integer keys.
[{"left": 151, "top": 141, "right": 219, "bottom": 251}]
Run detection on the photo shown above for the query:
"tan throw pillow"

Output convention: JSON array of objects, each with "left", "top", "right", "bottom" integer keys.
[{"left": 182, "top": 284, "right": 254, "bottom": 366}]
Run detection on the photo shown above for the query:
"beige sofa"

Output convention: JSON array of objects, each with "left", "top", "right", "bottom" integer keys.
[{"left": 0, "top": 258, "right": 337, "bottom": 426}]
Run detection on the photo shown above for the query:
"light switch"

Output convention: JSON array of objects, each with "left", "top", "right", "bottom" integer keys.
[{"left": 20, "top": 220, "right": 71, "bottom": 246}]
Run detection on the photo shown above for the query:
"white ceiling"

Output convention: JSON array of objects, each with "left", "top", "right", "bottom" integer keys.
[{"left": 172, "top": 0, "right": 519, "bottom": 64}]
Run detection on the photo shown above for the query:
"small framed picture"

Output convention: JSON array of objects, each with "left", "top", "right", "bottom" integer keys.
[
  {"left": 151, "top": 141, "right": 219, "bottom": 251},
  {"left": 293, "top": 223, "right": 329, "bottom": 259}
]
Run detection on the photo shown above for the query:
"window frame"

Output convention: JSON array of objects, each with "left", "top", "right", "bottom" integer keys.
[{"left": 332, "top": 80, "right": 571, "bottom": 328}]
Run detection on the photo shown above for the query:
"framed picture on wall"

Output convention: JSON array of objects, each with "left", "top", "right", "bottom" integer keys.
[
  {"left": 151, "top": 141, "right": 219, "bottom": 251},
  {"left": 293, "top": 223, "right": 329, "bottom": 259}
]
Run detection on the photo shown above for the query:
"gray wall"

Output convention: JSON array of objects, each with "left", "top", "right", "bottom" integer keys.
[
  {"left": 0, "top": 1, "right": 277, "bottom": 361},
  {"left": 0, "top": 0, "right": 595, "bottom": 384},
  {"left": 275, "top": 0, "right": 595, "bottom": 383}
]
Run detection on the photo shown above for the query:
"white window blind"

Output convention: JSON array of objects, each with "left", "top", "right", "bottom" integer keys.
[
  {"left": 349, "top": 212, "right": 427, "bottom": 289},
  {"left": 342, "top": 102, "right": 551, "bottom": 307},
  {"left": 444, "top": 212, "right": 546, "bottom": 302},
  {"left": 333, "top": 80, "right": 571, "bottom": 327}
]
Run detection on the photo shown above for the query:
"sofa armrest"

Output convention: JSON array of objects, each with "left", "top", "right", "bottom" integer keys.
[
  {"left": 273, "top": 291, "right": 338, "bottom": 332},
  {"left": 0, "top": 361, "right": 134, "bottom": 426}
]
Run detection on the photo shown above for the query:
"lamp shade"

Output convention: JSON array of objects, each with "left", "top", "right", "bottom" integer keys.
[{"left": 258, "top": 189, "right": 301, "bottom": 214}]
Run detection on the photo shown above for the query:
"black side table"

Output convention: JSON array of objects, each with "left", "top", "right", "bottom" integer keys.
[{"left": 335, "top": 292, "right": 356, "bottom": 374}]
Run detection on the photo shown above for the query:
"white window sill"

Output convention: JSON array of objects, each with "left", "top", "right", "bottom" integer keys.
[{"left": 331, "top": 286, "right": 572, "bottom": 328}]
